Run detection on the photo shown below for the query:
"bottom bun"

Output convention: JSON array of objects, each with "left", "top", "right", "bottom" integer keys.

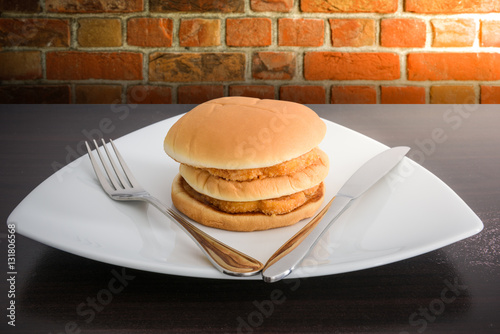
[{"left": 171, "top": 174, "right": 325, "bottom": 232}]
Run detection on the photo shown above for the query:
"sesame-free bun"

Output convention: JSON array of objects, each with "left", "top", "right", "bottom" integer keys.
[
  {"left": 164, "top": 97, "right": 326, "bottom": 169},
  {"left": 165, "top": 97, "right": 329, "bottom": 232},
  {"left": 171, "top": 174, "right": 325, "bottom": 232},
  {"left": 179, "top": 148, "right": 329, "bottom": 201}
]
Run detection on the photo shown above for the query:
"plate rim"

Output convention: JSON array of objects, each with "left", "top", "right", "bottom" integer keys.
[{"left": 7, "top": 114, "right": 484, "bottom": 280}]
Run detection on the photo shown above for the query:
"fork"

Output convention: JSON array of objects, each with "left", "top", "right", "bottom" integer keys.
[{"left": 85, "top": 139, "right": 263, "bottom": 277}]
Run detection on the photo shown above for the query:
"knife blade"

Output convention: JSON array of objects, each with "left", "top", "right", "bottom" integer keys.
[{"left": 262, "top": 146, "right": 410, "bottom": 283}]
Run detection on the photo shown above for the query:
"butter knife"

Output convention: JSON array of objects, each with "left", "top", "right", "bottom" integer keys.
[{"left": 262, "top": 146, "right": 410, "bottom": 283}]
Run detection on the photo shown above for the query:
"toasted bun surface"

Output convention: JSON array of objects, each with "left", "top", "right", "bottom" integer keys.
[
  {"left": 164, "top": 97, "right": 326, "bottom": 169},
  {"left": 179, "top": 148, "right": 329, "bottom": 201},
  {"left": 171, "top": 174, "right": 325, "bottom": 232}
]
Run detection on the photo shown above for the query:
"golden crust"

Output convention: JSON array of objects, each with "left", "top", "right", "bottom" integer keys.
[
  {"left": 181, "top": 177, "right": 322, "bottom": 215},
  {"left": 204, "top": 148, "right": 319, "bottom": 182},
  {"left": 179, "top": 147, "right": 329, "bottom": 201},
  {"left": 171, "top": 174, "right": 325, "bottom": 232}
]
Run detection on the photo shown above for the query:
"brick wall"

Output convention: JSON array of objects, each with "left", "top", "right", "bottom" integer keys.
[{"left": 1, "top": 0, "right": 500, "bottom": 104}]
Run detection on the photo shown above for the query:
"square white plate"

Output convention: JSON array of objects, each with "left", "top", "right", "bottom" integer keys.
[{"left": 7, "top": 115, "right": 483, "bottom": 280}]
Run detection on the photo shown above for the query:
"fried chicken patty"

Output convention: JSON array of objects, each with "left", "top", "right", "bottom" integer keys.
[
  {"left": 201, "top": 148, "right": 320, "bottom": 182},
  {"left": 181, "top": 177, "right": 324, "bottom": 215}
]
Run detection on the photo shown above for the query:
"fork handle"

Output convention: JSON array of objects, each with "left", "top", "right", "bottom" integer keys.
[{"left": 141, "top": 195, "right": 263, "bottom": 277}]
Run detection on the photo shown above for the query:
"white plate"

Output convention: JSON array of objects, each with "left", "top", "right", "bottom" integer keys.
[{"left": 7, "top": 115, "right": 483, "bottom": 280}]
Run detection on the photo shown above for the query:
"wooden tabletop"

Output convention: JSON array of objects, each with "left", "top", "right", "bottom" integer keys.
[{"left": 1, "top": 104, "right": 499, "bottom": 333}]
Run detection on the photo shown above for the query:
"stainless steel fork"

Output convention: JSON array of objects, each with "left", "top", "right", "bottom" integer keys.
[{"left": 85, "top": 139, "right": 263, "bottom": 277}]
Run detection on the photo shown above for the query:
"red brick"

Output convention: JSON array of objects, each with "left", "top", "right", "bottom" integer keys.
[
  {"left": 251, "top": 0, "right": 293, "bottom": 12},
  {"left": 280, "top": 86, "right": 326, "bottom": 104},
  {"left": 179, "top": 19, "right": 221, "bottom": 47},
  {"left": 226, "top": 18, "right": 272, "bottom": 47},
  {"left": 78, "top": 19, "right": 122, "bottom": 47},
  {"left": 0, "top": 85, "right": 70, "bottom": 103},
  {"left": 305, "top": 52, "right": 400, "bottom": 81},
  {"left": 127, "top": 18, "right": 173, "bottom": 47},
  {"left": 431, "top": 19, "right": 476, "bottom": 47},
  {"left": 408, "top": 53, "right": 500, "bottom": 81},
  {"left": 302, "top": 0, "right": 397, "bottom": 13},
  {"left": 0, "top": 19, "right": 70, "bottom": 47},
  {"left": 481, "top": 20, "right": 500, "bottom": 47},
  {"left": 252, "top": 52, "right": 296, "bottom": 80},
  {"left": 177, "top": 85, "right": 224, "bottom": 104},
  {"left": 278, "top": 19, "right": 324, "bottom": 47},
  {"left": 46, "top": 52, "right": 143, "bottom": 80},
  {"left": 430, "top": 86, "right": 476, "bottom": 104},
  {"left": 150, "top": 0, "right": 244, "bottom": 12},
  {"left": 0, "top": 51, "right": 42, "bottom": 80},
  {"left": 331, "top": 86, "right": 376, "bottom": 104},
  {"left": 127, "top": 85, "right": 172, "bottom": 104},
  {"left": 149, "top": 53, "right": 245, "bottom": 82},
  {"left": 381, "top": 19, "right": 426, "bottom": 48},
  {"left": 481, "top": 86, "right": 500, "bottom": 104},
  {"left": 406, "top": 0, "right": 500, "bottom": 13},
  {"left": 381, "top": 86, "right": 426, "bottom": 104},
  {"left": 330, "top": 19, "right": 375, "bottom": 47},
  {"left": 46, "top": 0, "right": 143, "bottom": 13},
  {"left": 75, "top": 85, "right": 122, "bottom": 104},
  {"left": 0, "top": 0, "right": 41, "bottom": 12},
  {"left": 229, "top": 85, "right": 275, "bottom": 99}
]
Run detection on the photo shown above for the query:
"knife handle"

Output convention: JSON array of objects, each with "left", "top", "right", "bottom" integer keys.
[{"left": 262, "top": 195, "right": 352, "bottom": 283}]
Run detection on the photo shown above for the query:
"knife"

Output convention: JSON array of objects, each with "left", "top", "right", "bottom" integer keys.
[{"left": 262, "top": 146, "right": 410, "bottom": 283}]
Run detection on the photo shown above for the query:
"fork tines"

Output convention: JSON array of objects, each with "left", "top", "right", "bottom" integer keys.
[{"left": 85, "top": 139, "right": 136, "bottom": 193}]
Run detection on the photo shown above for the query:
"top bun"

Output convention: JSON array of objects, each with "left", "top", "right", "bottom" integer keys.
[{"left": 164, "top": 97, "right": 326, "bottom": 169}]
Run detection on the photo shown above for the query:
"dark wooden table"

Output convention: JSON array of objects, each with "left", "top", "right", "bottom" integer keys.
[{"left": 1, "top": 104, "right": 499, "bottom": 334}]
